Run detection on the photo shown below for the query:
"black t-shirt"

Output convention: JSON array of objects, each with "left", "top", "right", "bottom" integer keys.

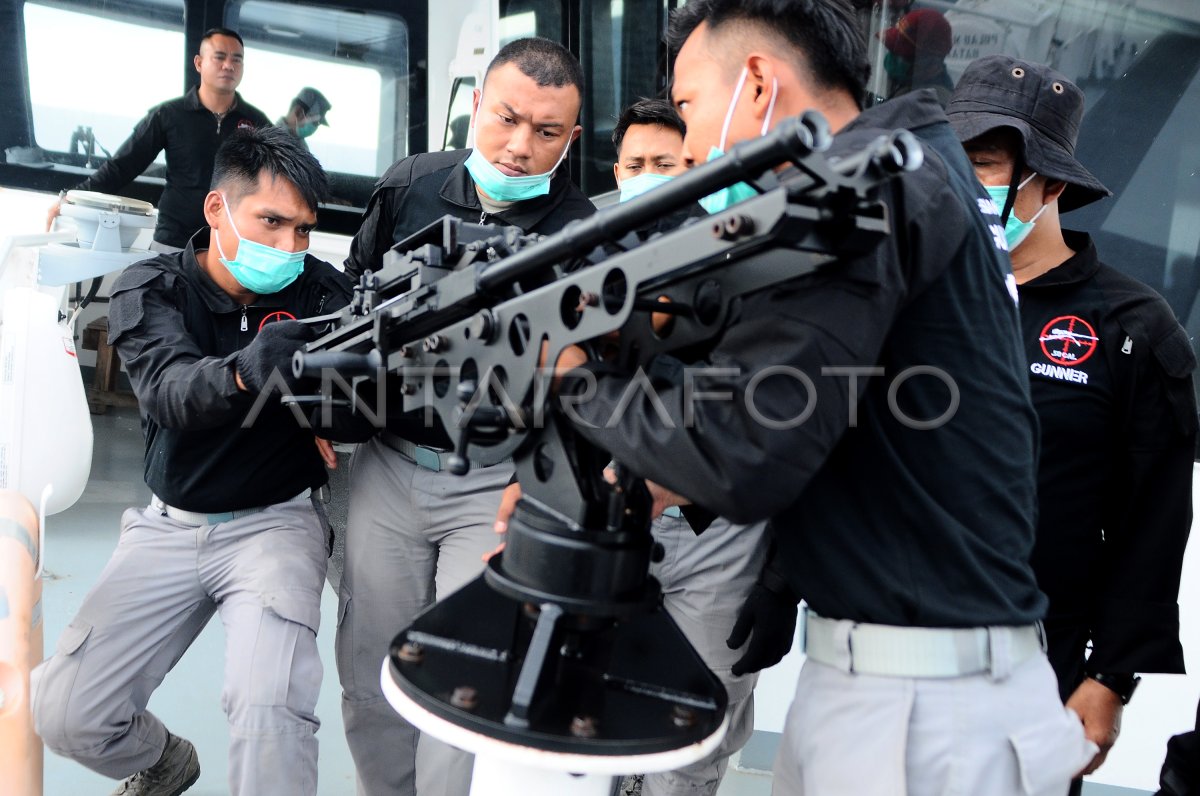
[
  {"left": 78, "top": 88, "right": 270, "bottom": 248},
  {"left": 107, "top": 230, "right": 352, "bottom": 512},
  {"left": 571, "top": 92, "right": 1046, "bottom": 627}
]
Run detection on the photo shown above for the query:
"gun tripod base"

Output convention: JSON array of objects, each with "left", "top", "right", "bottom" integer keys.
[{"left": 383, "top": 575, "right": 728, "bottom": 784}]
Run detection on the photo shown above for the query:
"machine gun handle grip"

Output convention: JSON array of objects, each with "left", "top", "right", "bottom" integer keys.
[
  {"left": 446, "top": 380, "right": 477, "bottom": 475},
  {"left": 877, "top": 129, "right": 923, "bottom": 174},
  {"left": 795, "top": 110, "right": 833, "bottom": 154},
  {"left": 828, "top": 129, "right": 924, "bottom": 184},
  {"left": 292, "top": 349, "right": 384, "bottom": 379}
]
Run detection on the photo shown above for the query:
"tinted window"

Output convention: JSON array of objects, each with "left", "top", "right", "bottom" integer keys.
[
  {"left": 442, "top": 77, "right": 476, "bottom": 151},
  {"left": 229, "top": 1, "right": 409, "bottom": 180},
  {"left": 24, "top": 1, "right": 185, "bottom": 172},
  {"left": 577, "top": 0, "right": 677, "bottom": 196},
  {"left": 499, "top": 0, "right": 562, "bottom": 43}
]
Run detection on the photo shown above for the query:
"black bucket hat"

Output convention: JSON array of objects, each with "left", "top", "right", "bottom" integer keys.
[
  {"left": 946, "top": 55, "right": 1110, "bottom": 212},
  {"left": 294, "top": 87, "right": 332, "bottom": 126}
]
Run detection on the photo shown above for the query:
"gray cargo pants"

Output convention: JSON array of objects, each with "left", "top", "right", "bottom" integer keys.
[
  {"left": 336, "top": 435, "right": 513, "bottom": 796},
  {"left": 642, "top": 514, "right": 767, "bottom": 796},
  {"left": 31, "top": 493, "right": 329, "bottom": 795}
]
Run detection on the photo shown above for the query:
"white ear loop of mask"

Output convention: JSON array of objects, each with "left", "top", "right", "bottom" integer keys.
[
  {"left": 718, "top": 68, "right": 780, "bottom": 150},
  {"left": 761, "top": 77, "right": 779, "bottom": 135},
  {"left": 718, "top": 67, "right": 751, "bottom": 152},
  {"left": 1016, "top": 171, "right": 1050, "bottom": 223}
]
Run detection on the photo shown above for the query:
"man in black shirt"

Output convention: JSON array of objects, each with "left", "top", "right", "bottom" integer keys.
[
  {"left": 336, "top": 37, "right": 594, "bottom": 796},
  {"left": 46, "top": 28, "right": 270, "bottom": 251},
  {"left": 950, "top": 56, "right": 1196, "bottom": 792},
  {"left": 32, "top": 127, "right": 349, "bottom": 796},
  {"left": 551, "top": 1, "right": 1095, "bottom": 792}
]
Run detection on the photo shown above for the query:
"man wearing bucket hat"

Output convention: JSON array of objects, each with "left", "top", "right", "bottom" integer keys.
[
  {"left": 949, "top": 55, "right": 1196, "bottom": 790},
  {"left": 278, "top": 87, "right": 332, "bottom": 152}
]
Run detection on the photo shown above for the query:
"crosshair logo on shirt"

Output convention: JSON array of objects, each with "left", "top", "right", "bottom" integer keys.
[
  {"left": 1039, "top": 315, "right": 1099, "bottom": 366},
  {"left": 258, "top": 311, "right": 297, "bottom": 332}
]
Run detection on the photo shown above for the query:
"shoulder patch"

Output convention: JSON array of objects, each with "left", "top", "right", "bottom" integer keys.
[
  {"left": 111, "top": 262, "right": 170, "bottom": 295},
  {"left": 1151, "top": 324, "right": 1197, "bottom": 380}
]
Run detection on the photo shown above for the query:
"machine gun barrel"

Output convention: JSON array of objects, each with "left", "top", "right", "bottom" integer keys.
[
  {"left": 477, "top": 111, "right": 834, "bottom": 293},
  {"left": 295, "top": 116, "right": 923, "bottom": 392}
]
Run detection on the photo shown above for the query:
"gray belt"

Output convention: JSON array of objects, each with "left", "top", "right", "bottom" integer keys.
[
  {"left": 150, "top": 488, "right": 312, "bottom": 526},
  {"left": 803, "top": 609, "right": 1045, "bottom": 679},
  {"left": 382, "top": 432, "right": 493, "bottom": 472}
]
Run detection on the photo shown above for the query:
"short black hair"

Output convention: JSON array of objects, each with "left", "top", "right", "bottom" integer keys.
[
  {"left": 612, "top": 98, "right": 686, "bottom": 154},
  {"left": 667, "top": 0, "right": 869, "bottom": 108},
  {"left": 485, "top": 37, "right": 584, "bottom": 95},
  {"left": 211, "top": 126, "right": 328, "bottom": 212},
  {"left": 201, "top": 27, "right": 244, "bottom": 48}
]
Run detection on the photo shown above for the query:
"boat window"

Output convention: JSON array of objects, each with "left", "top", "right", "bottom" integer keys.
[
  {"left": 24, "top": 1, "right": 186, "bottom": 174},
  {"left": 229, "top": 0, "right": 409, "bottom": 179}
]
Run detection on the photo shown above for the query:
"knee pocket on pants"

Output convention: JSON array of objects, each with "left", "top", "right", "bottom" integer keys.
[
  {"left": 1008, "top": 707, "right": 1098, "bottom": 796},
  {"left": 264, "top": 588, "right": 321, "bottom": 635},
  {"left": 32, "top": 620, "right": 93, "bottom": 746},
  {"left": 239, "top": 591, "right": 322, "bottom": 712},
  {"left": 56, "top": 619, "right": 93, "bottom": 656}
]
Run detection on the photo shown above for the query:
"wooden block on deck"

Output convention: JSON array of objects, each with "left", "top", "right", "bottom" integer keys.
[{"left": 80, "top": 316, "right": 136, "bottom": 414}]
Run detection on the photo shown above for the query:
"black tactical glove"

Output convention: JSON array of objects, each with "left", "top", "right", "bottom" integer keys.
[
  {"left": 726, "top": 574, "right": 798, "bottom": 677},
  {"left": 235, "top": 320, "right": 316, "bottom": 394}
]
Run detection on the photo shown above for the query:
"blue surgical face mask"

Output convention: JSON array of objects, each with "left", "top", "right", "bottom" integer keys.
[
  {"left": 464, "top": 93, "right": 574, "bottom": 202},
  {"left": 297, "top": 121, "right": 319, "bottom": 139},
  {"left": 214, "top": 193, "right": 307, "bottom": 295},
  {"left": 985, "top": 172, "right": 1048, "bottom": 251},
  {"left": 618, "top": 172, "right": 674, "bottom": 203},
  {"left": 699, "top": 67, "right": 779, "bottom": 215}
]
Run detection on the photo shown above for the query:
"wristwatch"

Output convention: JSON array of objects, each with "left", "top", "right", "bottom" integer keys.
[{"left": 1088, "top": 672, "right": 1141, "bottom": 705}]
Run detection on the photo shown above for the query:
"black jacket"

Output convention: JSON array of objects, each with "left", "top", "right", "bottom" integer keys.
[
  {"left": 78, "top": 88, "right": 270, "bottom": 248},
  {"left": 107, "top": 230, "right": 351, "bottom": 512},
  {"left": 343, "top": 148, "right": 595, "bottom": 446},
  {"left": 1021, "top": 230, "right": 1195, "bottom": 686},
  {"left": 569, "top": 92, "right": 1047, "bottom": 628},
  {"left": 344, "top": 148, "right": 595, "bottom": 282}
]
